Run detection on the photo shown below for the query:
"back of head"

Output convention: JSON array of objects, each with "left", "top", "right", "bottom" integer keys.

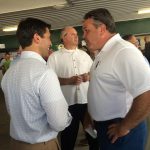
[
  {"left": 144, "top": 42, "right": 150, "bottom": 63},
  {"left": 144, "top": 36, "right": 150, "bottom": 43},
  {"left": 122, "top": 34, "right": 139, "bottom": 48},
  {"left": 5, "top": 52, "right": 10, "bottom": 60},
  {"left": 16, "top": 18, "right": 51, "bottom": 49},
  {"left": 145, "top": 42, "right": 150, "bottom": 51},
  {"left": 84, "top": 8, "right": 116, "bottom": 33},
  {"left": 122, "top": 34, "right": 133, "bottom": 41}
]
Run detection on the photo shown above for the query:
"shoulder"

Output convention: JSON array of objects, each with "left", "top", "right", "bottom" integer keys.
[
  {"left": 110, "top": 38, "right": 140, "bottom": 60},
  {"left": 77, "top": 49, "right": 90, "bottom": 57},
  {"left": 49, "top": 50, "right": 63, "bottom": 59},
  {"left": 77, "top": 49, "right": 93, "bottom": 61},
  {"left": 40, "top": 67, "right": 58, "bottom": 84},
  {"left": 47, "top": 51, "right": 60, "bottom": 66}
]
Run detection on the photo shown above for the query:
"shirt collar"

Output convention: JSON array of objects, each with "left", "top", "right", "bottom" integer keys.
[
  {"left": 102, "top": 33, "right": 121, "bottom": 52},
  {"left": 20, "top": 51, "right": 46, "bottom": 64},
  {"left": 96, "top": 33, "right": 121, "bottom": 58},
  {"left": 61, "top": 47, "right": 78, "bottom": 53}
]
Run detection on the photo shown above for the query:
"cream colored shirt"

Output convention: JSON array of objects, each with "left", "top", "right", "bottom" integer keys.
[{"left": 47, "top": 48, "right": 93, "bottom": 106}]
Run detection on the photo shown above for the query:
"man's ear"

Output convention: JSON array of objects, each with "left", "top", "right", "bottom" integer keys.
[
  {"left": 99, "top": 24, "right": 106, "bottom": 34},
  {"left": 98, "top": 24, "right": 107, "bottom": 37},
  {"left": 33, "top": 33, "right": 40, "bottom": 44}
]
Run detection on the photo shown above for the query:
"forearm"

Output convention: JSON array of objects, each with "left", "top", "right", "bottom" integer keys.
[
  {"left": 59, "top": 75, "right": 82, "bottom": 85},
  {"left": 59, "top": 77, "right": 71, "bottom": 85},
  {"left": 83, "top": 109, "right": 94, "bottom": 129},
  {"left": 120, "top": 90, "right": 150, "bottom": 131},
  {"left": 44, "top": 98, "right": 72, "bottom": 132}
]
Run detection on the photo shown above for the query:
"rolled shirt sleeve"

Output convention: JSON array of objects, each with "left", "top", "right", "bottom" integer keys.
[{"left": 39, "top": 69, "right": 72, "bottom": 131}]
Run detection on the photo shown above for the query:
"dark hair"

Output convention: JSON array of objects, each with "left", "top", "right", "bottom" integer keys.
[
  {"left": 16, "top": 18, "right": 51, "bottom": 49},
  {"left": 122, "top": 34, "right": 133, "bottom": 41},
  {"left": 84, "top": 8, "right": 116, "bottom": 33},
  {"left": 144, "top": 42, "right": 150, "bottom": 63}
]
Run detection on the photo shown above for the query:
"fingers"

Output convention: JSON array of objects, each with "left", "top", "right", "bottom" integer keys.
[
  {"left": 111, "top": 135, "right": 119, "bottom": 143},
  {"left": 107, "top": 124, "right": 118, "bottom": 142},
  {"left": 108, "top": 123, "right": 117, "bottom": 129},
  {"left": 81, "top": 73, "right": 89, "bottom": 82},
  {"left": 72, "top": 73, "right": 89, "bottom": 85},
  {"left": 73, "top": 75, "right": 82, "bottom": 85},
  {"left": 107, "top": 128, "right": 119, "bottom": 143},
  {"left": 107, "top": 123, "right": 130, "bottom": 144}
]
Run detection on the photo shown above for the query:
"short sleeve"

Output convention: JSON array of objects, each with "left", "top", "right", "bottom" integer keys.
[{"left": 113, "top": 47, "right": 150, "bottom": 98}]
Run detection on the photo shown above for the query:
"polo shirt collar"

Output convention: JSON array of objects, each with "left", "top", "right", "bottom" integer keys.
[
  {"left": 96, "top": 33, "right": 121, "bottom": 58},
  {"left": 102, "top": 33, "right": 121, "bottom": 52}
]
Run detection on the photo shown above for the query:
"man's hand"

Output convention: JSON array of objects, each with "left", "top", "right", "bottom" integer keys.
[
  {"left": 83, "top": 110, "right": 94, "bottom": 129},
  {"left": 70, "top": 75, "right": 83, "bottom": 85},
  {"left": 81, "top": 73, "right": 90, "bottom": 82},
  {"left": 107, "top": 123, "right": 130, "bottom": 143},
  {"left": 59, "top": 73, "right": 90, "bottom": 85}
]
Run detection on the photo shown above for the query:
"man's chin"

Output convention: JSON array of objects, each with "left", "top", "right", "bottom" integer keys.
[
  {"left": 89, "top": 48, "right": 98, "bottom": 53},
  {"left": 87, "top": 45, "right": 94, "bottom": 51}
]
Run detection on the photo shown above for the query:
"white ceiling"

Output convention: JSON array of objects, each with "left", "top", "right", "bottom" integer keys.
[
  {"left": 0, "top": 0, "right": 67, "bottom": 14},
  {"left": 0, "top": 0, "right": 150, "bottom": 36}
]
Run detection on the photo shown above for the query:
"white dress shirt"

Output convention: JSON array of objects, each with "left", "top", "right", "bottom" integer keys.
[
  {"left": 1, "top": 51, "right": 72, "bottom": 144},
  {"left": 47, "top": 48, "right": 93, "bottom": 106},
  {"left": 88, "top": 34, "right": 150, "bottom": 121}
]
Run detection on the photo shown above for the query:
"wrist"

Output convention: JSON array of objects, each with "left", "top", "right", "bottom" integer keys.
[{"left": 119, "top": 121, "right": 130, "bottom": 134}]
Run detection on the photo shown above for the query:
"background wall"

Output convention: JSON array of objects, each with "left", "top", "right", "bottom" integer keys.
[
  {"left": 0, "top": 18, "right": 150, "bottom": 51},
  {"left": 116, "top": 18, "right": 150, "bottom": 35}
]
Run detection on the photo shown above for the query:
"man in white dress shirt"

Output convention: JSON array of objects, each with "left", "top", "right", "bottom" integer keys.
[
  {"left": 83, "top": 8, "right": 150, "bottom": 150},
  {"left": 47, "top": 26, "right": 99, "bottom": 150},
  {"left": 1, "top": 18, "right": 72, "bottom": 150}
]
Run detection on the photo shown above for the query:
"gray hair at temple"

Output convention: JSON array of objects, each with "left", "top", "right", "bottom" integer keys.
[{"left": 60, "top": 26, "right": 73, "bottom": 41}]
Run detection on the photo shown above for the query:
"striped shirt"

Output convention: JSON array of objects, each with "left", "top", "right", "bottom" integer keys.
[{"left": 1, "top": 51, "right": 72, "bottom": 144}]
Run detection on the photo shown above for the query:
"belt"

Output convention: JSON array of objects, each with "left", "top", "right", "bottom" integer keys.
[
  {"left": 11, "top": 137, "right": 57, "bottom": 145},
  {"left": 94, "top": 118, "right": 123, "bottom": 125}
]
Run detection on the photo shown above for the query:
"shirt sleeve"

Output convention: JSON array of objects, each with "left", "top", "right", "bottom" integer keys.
[
  {"left": 39, "top": 69, "right": 72, "bottom": 131},
  {"left": 113, "top": 47, "right": 150, "bottom": 98}
]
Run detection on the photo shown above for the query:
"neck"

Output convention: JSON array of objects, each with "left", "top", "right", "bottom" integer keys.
[
  {"left": 64, "top": 44, "right": 77, "bottom": 50},
  {"left": 23, "top": 45, "right": 41, "bottom": 55},
  {"left": 98, "top": 33, "right": 116, "bottom": 52}
]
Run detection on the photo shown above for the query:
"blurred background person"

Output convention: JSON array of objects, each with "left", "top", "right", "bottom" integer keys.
[
  {"left": 122, "top": 34, "right": 139, "bottom": 48},
  {"left": 123, "top": 34, "right": 149, "bottom": 64},
  {"left": 144, "top": 42, "right": 150, "bottom": 64},
  {"left": 47, "top": 26, "right": 99, "bottom": 150},
  {"left": 10, "top": 46, "right": 22, "bottom": 67},
  {"left": 1, "top": 52, "right": 11, "bottom": 75}
]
